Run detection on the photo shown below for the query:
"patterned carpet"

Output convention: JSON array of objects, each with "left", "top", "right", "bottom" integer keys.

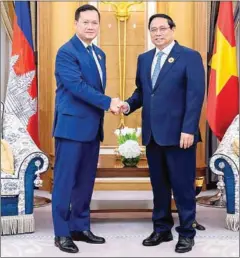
[{"left": 1, "top": 191, "right": 239, "bottom": 257}]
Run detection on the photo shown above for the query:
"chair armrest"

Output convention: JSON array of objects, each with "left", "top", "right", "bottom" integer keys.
[
  {"left": 3, "top": 113, "right": 49, "bottom": 178},
  {"left": 210, "top": 115, "right": 239, "bottom": 177},
  {"left": 209, "top": 115, "right": 239, "bottom": 231}
]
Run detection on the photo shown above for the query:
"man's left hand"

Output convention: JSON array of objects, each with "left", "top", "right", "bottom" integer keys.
[{"left": 180, "top": 133, "right": 194, "bottom": 149}]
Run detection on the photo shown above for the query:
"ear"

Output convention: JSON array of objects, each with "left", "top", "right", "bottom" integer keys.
[{"left": 74, "top": 20, "right": 78, "bottom": 29}]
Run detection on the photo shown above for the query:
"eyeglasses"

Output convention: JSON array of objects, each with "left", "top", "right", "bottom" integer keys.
[{"left": 150, "top": 26, "right": 171, "bottom": 34}]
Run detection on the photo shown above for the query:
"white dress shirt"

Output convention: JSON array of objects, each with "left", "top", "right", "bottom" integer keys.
[{"left": 77, "top": 35, "right": 103, "bottom": 85}]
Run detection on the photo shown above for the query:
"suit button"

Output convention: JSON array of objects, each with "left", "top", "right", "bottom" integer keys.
[{"left": 151, "top": 94, "right": 154, "bottom": 97}]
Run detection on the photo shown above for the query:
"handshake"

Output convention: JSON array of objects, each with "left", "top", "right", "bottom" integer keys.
[{"left": 110, "top": 98, "right": 129, "bottom": 115}]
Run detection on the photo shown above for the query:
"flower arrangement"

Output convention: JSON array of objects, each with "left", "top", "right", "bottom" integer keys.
[{"left": 114, "top": 127, "right": 142, "bottom": 167}]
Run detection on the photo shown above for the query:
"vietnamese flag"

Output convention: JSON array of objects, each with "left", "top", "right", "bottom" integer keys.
[
  {"left": 207, "top": 1, "right": 239, "bottom": 140},
  {"left": 5, "top": 1, "right": 40, "bottom": 146}
]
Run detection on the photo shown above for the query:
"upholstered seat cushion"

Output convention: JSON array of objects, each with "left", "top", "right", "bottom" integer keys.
[
  {"left": 2, "top": 113, "right": 41, "bottom": 179},
  {"left": 1, "top": 171, "right": 18, "bottom": 179},
  {"left": 1, "top": 138, "right": 19, "bottom": 195},
  {"left": 1, "top": 179, "right": 20, "bottom": 196}
]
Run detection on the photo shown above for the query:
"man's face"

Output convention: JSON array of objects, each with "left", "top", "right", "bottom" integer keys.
[
  {"left": 75, "top": 10, "right": 100, "bottom": 43},
  {"left": 149, "top": 17, "right": 175, "bottom": 49}
]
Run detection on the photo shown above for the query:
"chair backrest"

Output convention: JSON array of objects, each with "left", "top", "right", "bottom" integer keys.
[
  {"left": 1, "top": 102, "right": 4, "bottom": 139},
  {"left": 1, "top": 101, "right": 4, "bottom": 121},
  {"left": 215, "top": 115, "right": 239, "bottom": 168}
]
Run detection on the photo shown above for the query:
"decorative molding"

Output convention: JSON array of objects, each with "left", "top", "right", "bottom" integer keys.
[{"left": 94, "top": 179, "right": 151, "bottom": 191}]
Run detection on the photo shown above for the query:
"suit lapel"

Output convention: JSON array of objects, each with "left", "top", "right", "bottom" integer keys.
[
  {"left": 71, "top": 35, "right": 91, "bottom": 67},
  {"left": 93, "top": 45, "right": 106, "bottom": 89},
  {"left": 71, "top": 35, "right": 103, "bottom": 89},
  {"left": 153, "top": 42, "right": 181, "bottom": 92},
  {"left": 146, "top": 49, "right": 156, "bottom": 92}
]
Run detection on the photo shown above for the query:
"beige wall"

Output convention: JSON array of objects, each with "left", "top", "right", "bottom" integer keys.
[
  {"left": 99, "top": 2, "right": 145, "bottom": 146},
  {"left": 38, "top": 2, "right": 207, "bottom": 190}
]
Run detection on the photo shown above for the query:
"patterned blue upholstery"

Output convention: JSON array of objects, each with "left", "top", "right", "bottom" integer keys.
[
  {"left": 210, "top": 115, "right": 239, "bottom": 231},
  {"left": 1, "top": 102, "right": 49, "bottom": 235}
]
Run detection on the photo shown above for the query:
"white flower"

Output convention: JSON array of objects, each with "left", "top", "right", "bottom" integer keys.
[
  {"left": 121, "top": 128, "right": 128, "bottom": 136},
  {"left": 126, "top": 128, "right": 135, "bottom": 134},
  {"left": 114, "top": 129, "right": 120, "bottom": 136},
  {"left": 136, "top": 127, "right": 141, "bottom": 137},
  {"left": 118, "top": 140, "right": 141, "bottom": 158}
]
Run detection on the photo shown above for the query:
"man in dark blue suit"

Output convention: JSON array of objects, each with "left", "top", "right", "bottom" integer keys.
[
  {"left": 121, "top": 14, "right": 205, "bottom": 253},
  {"left": 52, "top": 5, "right": 122, "bottom": 253}
]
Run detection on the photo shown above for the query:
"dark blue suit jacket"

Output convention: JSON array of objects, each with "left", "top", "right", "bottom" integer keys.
[
  {"left": 53, "top": 35, "right": 111, "bottom": 142},
  {"left": 126, "top": 41, "right": 205, "bottom": 146}
]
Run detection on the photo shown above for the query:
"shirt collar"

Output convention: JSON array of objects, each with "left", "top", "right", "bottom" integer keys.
[
  {"left": 155, "top": 40, "right": 175, "bottom": 57},
  {"left": 76, "top": 34, "right": 93, "bottom": 49}
]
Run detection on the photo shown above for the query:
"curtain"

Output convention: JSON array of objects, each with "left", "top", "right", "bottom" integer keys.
[
  {"left": 0, "top": 2, "right": 14, "bottom": 102},
  {"left": 1, "top": 2, "right": 14, "bottom": 41}
]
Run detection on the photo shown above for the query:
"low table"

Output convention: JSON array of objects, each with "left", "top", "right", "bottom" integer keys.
[
  {"left": 96, "top": 154, "right": 149, "bottom": 178},
  {"left": 49, "top": 154, "right": 205, "bottom": 213}
]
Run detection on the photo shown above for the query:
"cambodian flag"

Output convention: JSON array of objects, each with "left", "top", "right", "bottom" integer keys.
[{"left": 5, "top": 1, "right": 39, "bottom": 146}]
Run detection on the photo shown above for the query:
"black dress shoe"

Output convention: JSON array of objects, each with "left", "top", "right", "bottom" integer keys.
[
  {"left": 54, "top": 236, "right": 79, "bottom": 253},
  {"left": 142, "top": 231, "right": 173, "bottom": 246},
  {"left": 71, "top": 230, "right": 105, "bottom": 244},
  {"left": 175, "top": 236, "right": 194, "bottom": 253},
  {"left": 193, "top": 220, "right": 206, "bottom": 231}
]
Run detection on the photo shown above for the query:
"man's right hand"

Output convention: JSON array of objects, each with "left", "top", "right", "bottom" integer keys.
[
  {"left": 120, "top": 102, "right": 130, "bottom": 114},
  {"left": 110, "top": 98, "right": 123, "bottom": 114}
]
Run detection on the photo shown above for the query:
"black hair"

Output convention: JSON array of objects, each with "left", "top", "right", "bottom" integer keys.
[
  {"left": 75, "top": 4, "right": 100, "bottom": 21},
  {"left": 148, "top": 14, "right": 176, "bottom": 30}
]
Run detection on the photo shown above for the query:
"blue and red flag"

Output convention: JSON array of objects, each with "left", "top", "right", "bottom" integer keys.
[{"left": 5, "top": 1, "right": 39, "bottom": 146}]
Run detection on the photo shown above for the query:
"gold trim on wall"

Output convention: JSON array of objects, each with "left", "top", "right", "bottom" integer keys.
[{"left": 101, "top": 1, "right": 143, "bottom": 128}]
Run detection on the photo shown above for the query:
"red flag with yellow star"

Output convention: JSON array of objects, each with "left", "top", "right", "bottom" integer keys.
[{"left": 207, "top": 1, "right": 239, "bottom": 140}]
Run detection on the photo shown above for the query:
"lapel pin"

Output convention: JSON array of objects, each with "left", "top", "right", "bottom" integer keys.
[
  {"left": 98, "top": 54, "right": 102, "bottom": 60},
  {"left": 168, "top": 57, "right": 174, "bottom": 63}
]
